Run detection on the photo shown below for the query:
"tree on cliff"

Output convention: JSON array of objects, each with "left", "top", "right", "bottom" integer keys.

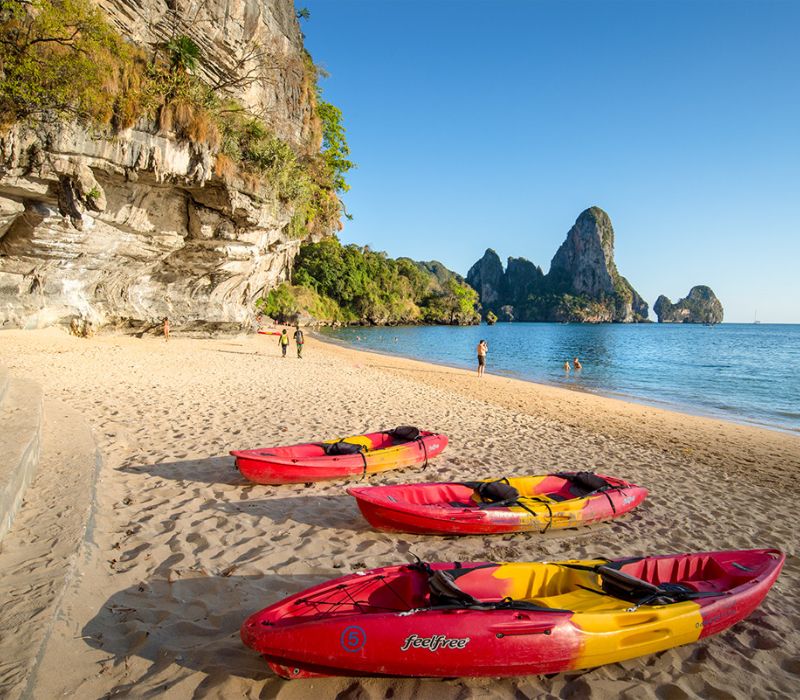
[
  {"left": 317, "top": 100, "right": 354, "bottom": 194},
  {"left": 0, "top": 0, "right": 136, "bottom": 126},
  {"left": 445, "top": 277, "right": 479, "bottom": 325}
]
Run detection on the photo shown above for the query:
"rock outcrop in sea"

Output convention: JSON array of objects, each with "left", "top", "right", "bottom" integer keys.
[
  {"left": 654, "top": 286, "right": 724, "bottom": 324},
  {"left": 0, "top": 0, "right": 331, "bottom": 331},
  {"left": 467, "top": 207, "right": 649, "bottom": 323}
]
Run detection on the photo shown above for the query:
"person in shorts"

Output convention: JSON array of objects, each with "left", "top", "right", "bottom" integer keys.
[
  {"left": 477, "top": 339, "right": 488, "bottom": 377},
  {"left": 293, "top": 325, "right": 304, "bottom": 358}
]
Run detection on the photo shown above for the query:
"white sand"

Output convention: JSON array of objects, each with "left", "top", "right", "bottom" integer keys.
[{"left": 0, "top": 327, "right": 798, "bottom": 699}]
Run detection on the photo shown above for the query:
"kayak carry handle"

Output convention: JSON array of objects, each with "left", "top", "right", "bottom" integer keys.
[{"left": 490, "top": 619, "right": 556, "bottom": 636}]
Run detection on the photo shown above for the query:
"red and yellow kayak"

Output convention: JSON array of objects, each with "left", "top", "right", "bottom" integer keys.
[
  {"left": 241, "top": 548, "right": 784, "bottom": 679},
  {"left": 348, "top": 472, "right": 647, "bottom": 535},
  {"left": 231, "top": 427, "right": 448, "bottom": 485}
]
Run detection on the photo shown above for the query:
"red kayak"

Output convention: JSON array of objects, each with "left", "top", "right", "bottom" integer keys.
[
  {"left": 348, "top": 472, "right": 647, "bottom": 535},
  {"left": 231, "top": 426, "right": 447, "bottom": 484},
  {"left": 241, "top": 548, "right": 784, "bottom": 679}
]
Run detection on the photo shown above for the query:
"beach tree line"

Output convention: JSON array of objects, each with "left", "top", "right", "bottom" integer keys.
[{"left": 259, "top": 238, "right": 480, "bottom": 326}]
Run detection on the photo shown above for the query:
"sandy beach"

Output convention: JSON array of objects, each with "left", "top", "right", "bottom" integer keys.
[{"left": 0, "top": 327, "right": 798, "bottom": 699}]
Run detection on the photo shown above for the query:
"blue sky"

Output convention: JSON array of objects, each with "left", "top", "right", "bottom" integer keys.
[{"left": 300, "top": 0, "right": 799, "bottom": 322}]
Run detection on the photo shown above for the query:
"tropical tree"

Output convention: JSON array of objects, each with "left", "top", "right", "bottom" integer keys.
[{"left": 165, "top": 35, "right": 201, "bottom": 73}]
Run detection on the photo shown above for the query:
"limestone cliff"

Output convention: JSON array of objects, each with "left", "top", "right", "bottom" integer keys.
[
  {"left": 467, "top": 207, "right": 648, "bottom": 323},
  {"left": 504, "top": 257, "right": 545, "bottom": 308},
  {"left": 466, "top": 249, "right": 504, "bottom": 308},
  {"left": 547, "top": 207, "right": 648, "bottom": 322},
  {"left": 654, "top": 286, "right": 724, "bottom": 324},
  {"left": 96, "top": 0, "right": 316, "bottom": 151},
  {"left": 549, "top": 207, "right": 616, "bottom": 299},
  {"left": 0, "top": 0, "right": 331, "bottom": 331}
]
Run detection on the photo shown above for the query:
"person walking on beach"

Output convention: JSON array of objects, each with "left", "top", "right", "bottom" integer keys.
[
  {"left": 279, "top": 329, "right": 290, "bottom": 357},
  {"left": 477, "top": 339, "right": 488, "bottom": 377},
  {"left": 293, "top": 325, "right": 304, "bottom": 359},
  {"left": 163, "top": 317, "right": 170, "bottom": 342},
  {"left": 573, "top": 357, "right": 582, "bottom": 370}
]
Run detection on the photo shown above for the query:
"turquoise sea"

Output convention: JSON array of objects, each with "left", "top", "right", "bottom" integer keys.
[{"left": 320, "top": 324, "right": 800, "bottom": 433}]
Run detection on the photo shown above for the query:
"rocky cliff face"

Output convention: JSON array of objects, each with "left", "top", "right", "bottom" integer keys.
[
  {"left": 0, "top": 0, "right": 324, "bottom": 331},
  {"left": 549, "top": 207, "right": 616, "bottom": 298},
  {"left": 466, "top": 249, "right": 505, "bottom": 307},
  {"left": 468, "top": 207, "right": 648, "bottom": 323},
  {"left": 97, "top": 0, "right": 315, "bottom": 151},
  {"left": 504, "top": 257, "right": 545, "bottom": 307},
  {"left": 654, "top": 286, "right": 724, "bottom": 324},
  {"left": 548, "top": 208, "right": 648, "bottom": 322}
]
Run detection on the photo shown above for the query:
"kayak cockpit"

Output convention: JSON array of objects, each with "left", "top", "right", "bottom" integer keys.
[{"left": 252, "top": 427, "right": 428, "bottom": 462}]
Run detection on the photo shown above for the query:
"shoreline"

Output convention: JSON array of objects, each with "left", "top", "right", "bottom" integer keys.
[
  {"left": 313, "top": 328, "right": 800, "bottom": 438},
  {"left": 0, "top": 328, "right": 797, "bottom": 699}
]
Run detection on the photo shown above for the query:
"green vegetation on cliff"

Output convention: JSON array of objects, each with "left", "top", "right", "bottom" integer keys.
[
  {"left": 0, "top": 0, "right": 352, "bottom": 235},
  {"left": 258, "top": 238, "right": 480, "bottom": 325},
  {"left": 467, "top": 208, "right": 650, "bottom": 323},
  {"left": 654, "top": 286, "right": 724, "bottom": 324}
]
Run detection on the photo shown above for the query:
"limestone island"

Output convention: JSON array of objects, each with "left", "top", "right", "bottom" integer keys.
[
  {"left": 654, "top": 286, "right": 724, "bottom": 324},
  {"left": 467, "top": 207, "right": 649, "bottom": 323}
]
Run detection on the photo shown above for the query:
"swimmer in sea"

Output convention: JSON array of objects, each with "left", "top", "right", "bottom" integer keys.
[{"left": 573, "top": 357, "right": 582, "bottom": 370}]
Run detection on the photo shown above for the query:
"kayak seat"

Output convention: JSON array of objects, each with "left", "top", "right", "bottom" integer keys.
[
  {"left": 547, "top": 493, "right": 569, "bottom": 502},
  {"left": 322, "top": 441, "right": 367, "bottom": 456},
  {"left": 596, "top": 566, "right": 709, "bottom": 605},
  {"left": 386, "top": 426, "right": 421, "bottom": 445},
  {"left": 429, "top": 570, "right": 481, "bottom": 607},
  {"left": 558, "top": 472, "right": 613, "bottom": 498},
  {"left": 463, "top": 480, "right": 520, "bottom": 504},
  {"left": 425, "top": 567, "right": 574, "bottom": 613}
]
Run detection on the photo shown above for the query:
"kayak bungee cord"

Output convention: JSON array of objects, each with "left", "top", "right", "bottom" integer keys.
[{"left": 286, "top": 575, "right": 415, "bottom": 619}]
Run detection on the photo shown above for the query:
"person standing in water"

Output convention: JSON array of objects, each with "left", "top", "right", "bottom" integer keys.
[
  {"left": 293, "top": 325, "right": 304, "bottom": 359},
  {"left": 279, "top": 329, "right": 290, "bottom": 357},
  {"left": 573, "top": 357, "right": 582, "bottom": 370},
  {"left": 563, "top": 360, "right": 571, "bottom": 374},
  {"left": 476, "top": 339, "right": 488, "bottom": 377}
]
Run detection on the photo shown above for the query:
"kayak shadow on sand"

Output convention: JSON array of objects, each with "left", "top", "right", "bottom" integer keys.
[
  {"left": 80, "top": 570, "right": 335, "bottom": 686},
  {"left": 119, "top": 455, "right": 249, "bottom": 486},
  {"left": 214, "top": 495, "right": 623, "bottom": 542},
  {"left": 216, "top": 495, "right": 372, "bottom": 533}
]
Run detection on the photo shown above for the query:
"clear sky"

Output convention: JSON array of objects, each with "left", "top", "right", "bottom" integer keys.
[{"left": 300, "top": 0, "right": 799, "bottom": 323}]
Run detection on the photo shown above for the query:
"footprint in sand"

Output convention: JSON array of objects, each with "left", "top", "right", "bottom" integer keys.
[
  {"left": 120, "top": 543, "right": 149, "bottom": 562},
  {"left": 747, "top": 629, "right": 780, "bottom": 651},
  {"left": 699, "top": 682, "right": 738, "bottom": 700},
  {"left": 655, "top": 683, "right": 690, "bottom": 700},
  {"left": 781, "top": 657, "right": 800, "bottom": 676}
]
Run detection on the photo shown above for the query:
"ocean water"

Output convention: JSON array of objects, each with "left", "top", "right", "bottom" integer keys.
[{"left": 320, "top": 323, "right": 800, "bottom": 433}]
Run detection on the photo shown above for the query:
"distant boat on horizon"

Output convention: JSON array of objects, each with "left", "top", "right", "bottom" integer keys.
[{"left": 754, "top": 310, "right": 761, "bottom": 324}]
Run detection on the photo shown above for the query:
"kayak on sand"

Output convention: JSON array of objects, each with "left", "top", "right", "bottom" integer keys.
[
  {"left": 241, "top": 548, "right": 784, "bottom": 679},
  {"left": 231, "top": 426, "right": 448, "bottom": 485},
  {"left": 348, "top": 472, "right": 648, "bottom": 535}
]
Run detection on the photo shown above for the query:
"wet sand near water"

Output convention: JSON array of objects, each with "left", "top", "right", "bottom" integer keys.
[{"left": 0, "top": 328, "right": 798, "bottom": 699}]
